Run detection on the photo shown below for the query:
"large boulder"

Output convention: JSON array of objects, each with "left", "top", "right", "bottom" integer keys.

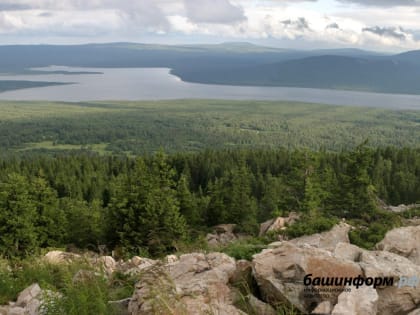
[
  {"left": 252, "top": 241, "right": 362, "bottom": 313},
  {"left": 331, "top": 285, "right": 378, "bottom": 315},
  {"left": 376, "top": 225, "right": 420, "bottom": 265},
  {"left": 43, "top": 251, "right": 81, "bottom": 264},
  {"left": 128, "top": 252, "right": 246, "bottom": 315},
  {"left": 358, "top": 250, "right": 420, "bottom": 315},
  {"left": 290, "top": 222, "right": 352, "bottom": 251}
]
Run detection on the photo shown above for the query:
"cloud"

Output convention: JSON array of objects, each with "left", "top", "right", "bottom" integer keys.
[
  {"left": 337, "top": 0, "right": 420, "bottom": 7},
  {"left": 326, "top": 22, "right": 340, "bottom": 29},
  {"left": 184, "top": 0, "right": 246, "bottom": 24},
  {"left": 281, "top": 17, "right": 310, "bottom": 31},
  {"left": 362, "top": 26, "right": 407, "bottom": 40},
  {"left": 0, "top": 3, "right": 32, "bottom": 11}
]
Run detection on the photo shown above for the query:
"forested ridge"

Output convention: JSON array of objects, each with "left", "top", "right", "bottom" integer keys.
[{"left": 0, "top": 146, "right": 419, "bottom": 258}]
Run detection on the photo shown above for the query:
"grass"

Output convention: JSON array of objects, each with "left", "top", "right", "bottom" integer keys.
[
  {"left": 0, "top": 258, "right": 134, "bottom": 314},
  {"left": 19, "top": 142, "right": 110, "bottom": 155}
]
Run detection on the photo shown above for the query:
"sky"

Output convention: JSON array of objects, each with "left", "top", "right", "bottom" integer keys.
[{"left": 0, "top": 0, "right": 420, "bottom": 52}]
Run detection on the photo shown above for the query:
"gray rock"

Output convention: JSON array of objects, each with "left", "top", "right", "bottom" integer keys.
[
  {"left": 290, "top": 222, "right": 352, "bottom": 251},
  {"left": 252, "top": 241, "right": 362, "bottom": 313},
  {"left": 312, "top": 301, "right": 333, "bottom": 314},
  {"left": 331, "top": 285, "right": 378, "bottom": 315},
  {"left": 376, "top": 225, "right": 420, "bottom": 265}
]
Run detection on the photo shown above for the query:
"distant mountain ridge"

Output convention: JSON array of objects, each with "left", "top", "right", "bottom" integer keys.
[{"left": 0, "top": 42, "right": 419, "bottom": 95}]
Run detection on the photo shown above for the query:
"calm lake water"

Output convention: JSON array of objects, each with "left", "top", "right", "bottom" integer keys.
[{"left": 1, "top": 66, "right": 420, "bottom": 110}]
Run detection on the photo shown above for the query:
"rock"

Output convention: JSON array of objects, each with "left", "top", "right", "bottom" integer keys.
[
  {"left": 333, "top": 242, "right": 363, "bottom": 262},
  {"left": 97, "top": 256, "right": 116, "bottom": 275},
  {"left": 312, "top": 301, "right": 333, "bottom": 314},
  {"left": 245, "top": 294, "right": 277, "bottom": 315},
  {"left": 376, "top": 225, "right": 420, "bottom": 265},
  {"left": 229, "top": 260, "right": 253, "bottom": 286},
  {"left": 129, "top": 252, "right": 245, "bottom": 315},
  {"left": 409, "top": 309, "right": 420, "bottom": 315},
  {"left": 8, "top": 307, "right": 25, "bottom": 315},
  {"left": 214, "top": 224, "right": 237, "bottom": 234},
  {"left": 44, "top": 251, "right": 81, "bottom": 264},
  {"left": 206, "top": 224, "right": 242, "bottom": 247},
  {"left": 259, "top": 217, "right": 286, "bottom": 236},
  {"left": 16, "top": 283, "right": 41, "bottom": 307},
  {"left": 259, "top": 212, "right": 300, "bottom": 236},
  {"left": 331, "top": 285, "right": 378, "bottom": 315},
  {"left": 164, "top": 254, "right": 178, "bottom": 264},
  {"left": 357, "top": 250, "right": 420, "bottom": 315},
  {"left": 289, "top": 222, "right": 352, "bottom": 251},
  {"left": 252, "top": 241, "right": 362, "bottom": 314},
  {"left": 386, "top": 204, "right": 420, "bottom": 213},
  {"left": 119, "top": 257, "right": 158, "bottom": 276},
  {"left": 0, "top": 283, "right": 64, "bottom": 315}
]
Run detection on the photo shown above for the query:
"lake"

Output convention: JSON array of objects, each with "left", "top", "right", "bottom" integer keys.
[{"left": 0, "top": 66, "right": 420, "bottom": 110}]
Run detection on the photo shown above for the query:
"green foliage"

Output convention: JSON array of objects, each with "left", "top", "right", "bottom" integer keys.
[
  {"left": 0, "top": 174, "right": 40, "bottom": 258},
  {"left": 349, "top": 211, "right": 402, "bottom": 249},
  {"left": 220, "top": 238, "right": 268, "bottom": 261},
  {"left": 0, "top": 259, "right": 118, "bottom": 315},
  {"left": 1, "top": 100, "right": 419, "bottom": 154},
  {"left": 285, "top": 214, "right": 339, "bottom": 239},
  {"left": 0, "top": 146, "right": 418, "bottom": 258},
  {"left": 107, "top": 152, "right": 187, "bottom": 256}
]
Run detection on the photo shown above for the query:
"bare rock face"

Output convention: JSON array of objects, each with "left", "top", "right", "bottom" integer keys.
[
  {"left": 289, "top": 222, "right": 352, "bottom": 251},
  {"left": 128, "top": 252, "right": 245, "bottom": 315},
  {"left": 331, "top": 285, "right": 378, "bottom": 315},
  {"left": 376, "top": 225, "right": 420, "bottom": 265},
  {"left": 259, "top": 212, "right": 300, "bottom": 236},
  {"left": 252, "top": 241, "right": 362, "bottom": 314}
]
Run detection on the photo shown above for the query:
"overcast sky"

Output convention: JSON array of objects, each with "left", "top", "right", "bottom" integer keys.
[{"left": 1, "top": 0, "right": 420, "bottom": 51}]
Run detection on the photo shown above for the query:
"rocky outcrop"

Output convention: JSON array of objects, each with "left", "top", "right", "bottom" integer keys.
[
  {"left": 259, "top": 212, "right": 300, "bottom": 236},
  {"left": 331, "top": 285, "right": 378, "bottom": 315},
  {"left": 128, "top": 252, "right": 245, "bottom": 315},
  {"left": 376, "top": 225, "right": 420, "bottom": 265},
  {"left": 289, "top": 222, "right": 352, "bottom": 251},
  {"left": 253, "top": 223, "right": 420, "bottom": 315},
  {"left": 252, "top": 241, "right": 363, "bottom": 313}
]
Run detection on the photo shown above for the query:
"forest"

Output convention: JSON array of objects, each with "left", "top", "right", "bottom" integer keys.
[
  {"left": 0, "top": 100, "right": 419, "bottom": 155},
  {"left": 0, "top": 99, "right": 419, "bottom": 314},
  {"left": 0, "top": 146, "right": 419, "bottom": 258}
]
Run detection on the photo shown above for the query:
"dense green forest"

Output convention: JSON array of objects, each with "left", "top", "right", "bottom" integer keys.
[
  {"left": 0, "top": 146, "right": 419, "bottom": 258},
  {"left": 0, "top": 100, "right": 419, "bottom": 154}
]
